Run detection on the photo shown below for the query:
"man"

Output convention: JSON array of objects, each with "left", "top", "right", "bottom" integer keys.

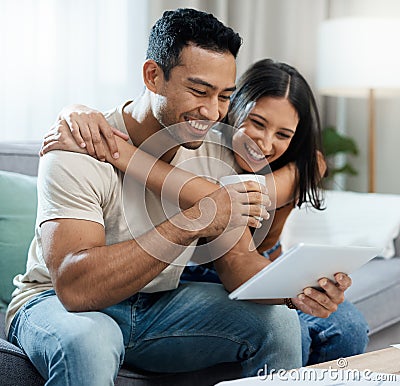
[{"left": 6, "top": 8, "right": 350, "bottom": 385}]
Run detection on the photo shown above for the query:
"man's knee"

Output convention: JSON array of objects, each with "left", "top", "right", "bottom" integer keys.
[
  {"left": 244, "top": 305, "right": 302, "bottom": 371},
  {"left": 61, "top": 311, "right": 124, "bottom": 358},
  {"left": 50, "top": 311, "right": 125, "bottom": 382},
  {"left": 242, "top": 304, "right": 301, "bottom": 350},
  {"left": 262, "top": 306, "right": 301, "bottom": 349}
]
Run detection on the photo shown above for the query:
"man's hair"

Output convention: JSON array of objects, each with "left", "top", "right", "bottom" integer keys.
[{"left": 146, "top": 8, "right": 242, "bottom": 80}]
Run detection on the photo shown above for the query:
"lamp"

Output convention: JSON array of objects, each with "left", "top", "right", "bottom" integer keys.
[{"left": 316, "top": 18, "right": 400, "bottom": 192}]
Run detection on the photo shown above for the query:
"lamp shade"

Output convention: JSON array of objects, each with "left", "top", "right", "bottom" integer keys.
[{"left": 317, "top": 18, "right": 400, "bottom": 97}]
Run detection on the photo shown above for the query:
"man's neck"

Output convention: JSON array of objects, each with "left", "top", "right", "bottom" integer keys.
[{"left": 122, "top": 94, "right": 179, "bottom": 163}]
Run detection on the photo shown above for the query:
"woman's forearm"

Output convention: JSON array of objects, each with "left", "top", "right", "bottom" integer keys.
[
  {"left": 108, "top": 137, "right": 299, "bottom": 211},
  {"left": 107, "top": 137, "right": 217, "bottom": 209}
]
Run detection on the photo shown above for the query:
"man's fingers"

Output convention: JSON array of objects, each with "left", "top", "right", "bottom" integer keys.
[
  {"left": 223, "top": 185, "right": 270, "bottom": 227},
  {"left": 227, "top": 184, "right": 269, "bottom": 206},
  {"left": 245, "top": 215, "right": 263, "bottom": 229},
  {"left": 233, "top": 180, "right": 268, "bottom": 194},
  {"left": 245, "top": 191, "right": 271, "bottom": 207},
  {"left": 242, "top": 204, "right": 269, "bottom": 220}
]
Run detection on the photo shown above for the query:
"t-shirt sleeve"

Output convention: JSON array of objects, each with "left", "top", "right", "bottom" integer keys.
[{"left": 36, "top": 151, "right": 115, "bottom": 227}]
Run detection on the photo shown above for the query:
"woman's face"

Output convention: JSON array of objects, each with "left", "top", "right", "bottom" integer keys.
[{"left": 232, "top": 96, "right": 299, "bottom": 172}]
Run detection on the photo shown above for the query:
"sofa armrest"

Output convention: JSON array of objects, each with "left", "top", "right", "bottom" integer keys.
[{"left": 0, "top": 338, "right": 45, "bottom": 386}]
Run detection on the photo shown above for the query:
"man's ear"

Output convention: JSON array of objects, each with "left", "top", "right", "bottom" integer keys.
[{"left": 143, "top": 60, "right": 163, "bottom": 92}]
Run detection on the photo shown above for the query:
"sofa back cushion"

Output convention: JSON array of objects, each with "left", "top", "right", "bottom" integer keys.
[
  {"left": 0, "top": 142, "right": 40, "bottom": 177},
  {"left": 0, "top": 171, "right": 37, "bottom": 311},
  {"left": 281, "top": 190, "right": 400, "bottom": 258}
]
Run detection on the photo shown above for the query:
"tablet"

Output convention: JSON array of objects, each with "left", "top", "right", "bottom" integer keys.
[{"left": 229, "top": 243, "right": 382, "bottom": 300}]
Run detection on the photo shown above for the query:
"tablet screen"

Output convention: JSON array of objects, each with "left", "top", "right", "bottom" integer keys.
[{"left": 229, "top": 243, "right": 381, "bottom": 300}]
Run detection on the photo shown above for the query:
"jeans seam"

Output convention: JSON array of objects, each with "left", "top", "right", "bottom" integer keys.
[
  {"left": 8, "top": 329, "right": 23, "bottom": 350},
  {"left": 18, "top": 307, "right": 70, "bottom": 386},
  {"left": 129, "top": 298, "right": 137, "bottom": 348},
  {"left": 132, "top": 331, "right": 257, "bottom": 355}
]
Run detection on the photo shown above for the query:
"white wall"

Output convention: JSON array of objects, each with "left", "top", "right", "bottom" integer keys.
[
  {"left": 0, "top": 0, "right": 147, "bottom": 142},
  {"left": 326, "top": 0, "right": 400, "bottom": 194},
  {"left": 1, "top": 0, "right": 398, "bottom": 194},
  {"left": 149, "top": 0, "right": 327, "bottom": 90}
]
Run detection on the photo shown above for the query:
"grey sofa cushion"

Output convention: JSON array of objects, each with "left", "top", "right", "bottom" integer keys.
[
  {"left": 345, "top": 257, "right": 400, "bottom": 334},
  {"left": 0, "top": 142, "right": 41, "bottom": 176},
  {"left": 0, "top": 338, "right": 44, "bottom": 386},
  {"left": 395, "top": 235, "right": 400, "bottom": 257}
]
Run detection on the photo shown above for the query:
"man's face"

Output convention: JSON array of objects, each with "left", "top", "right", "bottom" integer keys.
[{"left": 152, "top": 44, "right": 236, "bottom": 149}]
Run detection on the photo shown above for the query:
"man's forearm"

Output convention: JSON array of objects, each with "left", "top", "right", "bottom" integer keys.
[{"left": 55, "top": 206, "right": 204, "bottom": 312}]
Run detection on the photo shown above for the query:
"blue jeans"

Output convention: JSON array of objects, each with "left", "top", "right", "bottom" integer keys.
[
  {"left": 181, "top": 264, "right": 369, "bottom": 367},
  {"left": 298, "top": 299, "right": 369, "bottom": 366},
  {"left": 8, "top": 284, "right": 301, "bottom": 385}
]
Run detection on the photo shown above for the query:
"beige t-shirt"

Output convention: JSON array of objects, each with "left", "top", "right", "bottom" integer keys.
[{"left": 5, "top": 103, "right": 237, "bottom": 333}]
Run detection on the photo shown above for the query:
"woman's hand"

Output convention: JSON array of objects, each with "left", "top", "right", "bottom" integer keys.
[
  {"left": 40, "top": 120, "right": 88, "bottom": 156},
  {"left": 291, "top": 272, "right": 352, "bottom": 318},
  {"left": 57, "top": 104, "right": 129, "bottom": 160}
]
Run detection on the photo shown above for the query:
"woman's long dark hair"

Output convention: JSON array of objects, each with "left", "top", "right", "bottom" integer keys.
[{"left": 226, "top": 59, "right": 325, "bottom": 210}]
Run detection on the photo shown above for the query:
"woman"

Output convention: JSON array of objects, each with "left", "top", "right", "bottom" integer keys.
[{"left": 41, "top": 59, "right": 369, "bottom": 365}]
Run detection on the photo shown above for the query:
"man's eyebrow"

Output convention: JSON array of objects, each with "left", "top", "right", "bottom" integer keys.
[{"left": 187, "top": 77, "right": 236, "bottom": 92}]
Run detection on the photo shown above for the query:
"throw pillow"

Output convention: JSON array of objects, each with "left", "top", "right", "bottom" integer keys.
[
  {"left": 0, "top": 171, "right": 37, "bottom": 311},
  {"left": 281, "top": 190, "right": 400, "bottom": 258}
]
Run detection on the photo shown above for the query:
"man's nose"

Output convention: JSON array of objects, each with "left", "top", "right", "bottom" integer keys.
[{"left": 199, "top": 97, "right": 220, "bottom": 121}]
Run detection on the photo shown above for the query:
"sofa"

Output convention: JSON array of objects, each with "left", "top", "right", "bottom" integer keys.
[{"left": 1, "top": 142, "right": 400, "bottom": 385}]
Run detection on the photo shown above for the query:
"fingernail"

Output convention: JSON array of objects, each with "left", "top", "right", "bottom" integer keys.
[
  {"left": 321, "top": 279, "right": 328, "bottom": 287},
  {"left": 80, "top": 143, "right": 86, "bottom": 148},
  {"left": 113, "top": 152, "right": 119, "bottom": 159},
  {"left": 298, "top": 294, "right": 305, "bottom": 301},
  {"left": 304, "top": 288, "right": 312, "bottom": 296}
]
